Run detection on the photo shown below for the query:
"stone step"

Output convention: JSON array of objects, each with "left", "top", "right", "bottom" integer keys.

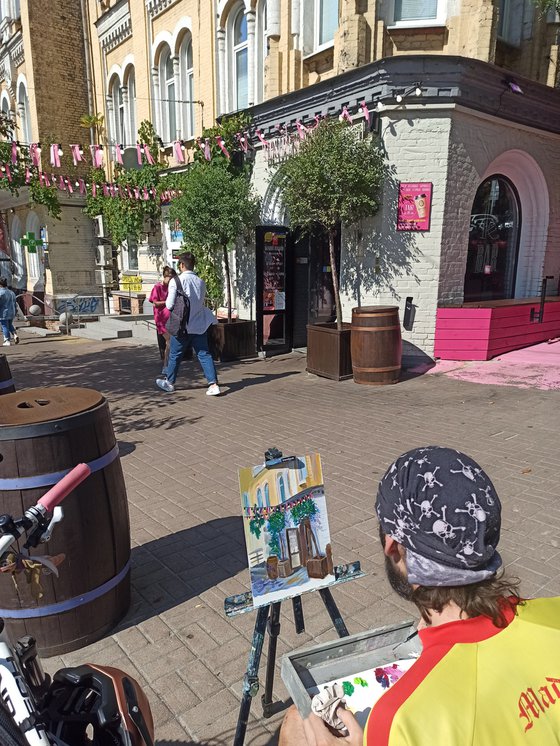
[{"left": 71, "top": 324, "right": 133, "bottom": 341}]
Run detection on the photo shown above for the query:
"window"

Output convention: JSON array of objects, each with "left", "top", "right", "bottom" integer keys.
[
  {"left": 179, "top": 36, "right": 194, "bottom": 139},
  {"left": 111, "top": 77, "right": 125, "bottom": 145},
  {"left": 256, "top": 0, "right": 268, "bottom": 104},
  {"left": 124, "top": 235, "right": 139, "bottom": 271},
  {"left": 17, "top": 83, "right": 31, "bottom": 144},
  {"left": 264, "top": 483, "right": 270, "bottom": 507},
  {"left": 232, "top": 8, "right": 248, "bottom": 109},
  {"left": 316, "top": 0, "right": 338, "bottom": 46},
  {"left": 277, "top": 474, "right": 286, "bottom": 502},
  {"left": 257, "top": 486, "right": 264, "bottom": 508},
  {"left": 159, "top": 47, "right": 177, "bottom": 143},
  {"left": 497, "top": 0, "right": 525, "bottom": 46},
  {"left": 127, "top": 70, "right": 136, "bottom": 145},
  {"left": 464, "top": 175, "right": 521, "bottom": 303}
]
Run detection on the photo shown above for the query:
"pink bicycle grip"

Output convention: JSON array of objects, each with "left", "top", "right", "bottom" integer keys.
[{"left": 38, "top": 463, "right": 92, "bottom": 512}]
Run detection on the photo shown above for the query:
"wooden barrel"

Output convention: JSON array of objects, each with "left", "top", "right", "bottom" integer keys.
[
  {"left": 0, "top": 387, "right": 130, "bottom": 656},
  {"left": 0, "top": 354, "right": 15, "bottom": 395},
  {"left": 351, "top": 306, "right": 402, "bottom": 385}
]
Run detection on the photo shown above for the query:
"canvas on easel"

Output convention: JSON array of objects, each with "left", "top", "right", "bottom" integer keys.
[{"left": 239, "top": 453, "right": 336, "bottom": 608}]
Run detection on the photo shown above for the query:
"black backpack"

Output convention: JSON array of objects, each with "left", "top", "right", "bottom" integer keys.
[{"left": 165, "top": 276, "right": 191, "bottom": 337}]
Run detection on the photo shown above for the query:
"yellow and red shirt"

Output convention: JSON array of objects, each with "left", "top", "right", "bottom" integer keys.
[{"left": 365, "top": 597, "right": 560, "bottom": 745}]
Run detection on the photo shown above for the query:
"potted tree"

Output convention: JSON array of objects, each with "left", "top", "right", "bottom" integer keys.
[
  {"left": 170, "top": 160, "right": 261, "bottom": 361},
  {"left": 280, "top": 119, "right": 384, "bottom": 380}
]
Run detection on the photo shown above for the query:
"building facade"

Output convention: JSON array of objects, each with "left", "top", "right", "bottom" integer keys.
[
  {"left": 85, "top": 0, "right": 560, "bottom": 357},
  {"left": 0, "top": 0, "right": 99, "bottom": 315}
]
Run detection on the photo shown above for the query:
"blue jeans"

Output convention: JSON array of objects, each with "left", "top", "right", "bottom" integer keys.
[
  {"left": 164, "top": 331, "right": 217, "bottom": 386},
  {"left": 1, "top": 319, "right": 15, "bottom": 341}
]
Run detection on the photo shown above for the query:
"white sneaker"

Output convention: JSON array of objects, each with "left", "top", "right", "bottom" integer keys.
[
  {"left": 12, "top": 334, "right": 19, "bottom": 345},
  {"left": 2, "top": 340, "right": 10, "bottom": 347},
  {"left": 206, "top": 383, "right": 221, "bottom": 396},
  {"left": 156, "top": 377, "right": 175, "bottom": 393}
]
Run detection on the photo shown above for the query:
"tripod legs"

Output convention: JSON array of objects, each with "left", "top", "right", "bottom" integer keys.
[{"left": 262, "top": 602, "right": 281, "bottom": 717}]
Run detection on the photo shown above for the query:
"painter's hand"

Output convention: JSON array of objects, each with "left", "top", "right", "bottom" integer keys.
[{"left": 303, "top": 708, "right": 363, "bottom": 745}]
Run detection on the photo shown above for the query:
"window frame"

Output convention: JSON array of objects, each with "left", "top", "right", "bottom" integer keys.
[
  {"left": 179, "top": 35, "right": 195, "bottom": 139},
  {"left": 255, "top": 0, "right": 268, "bottom": 104},
  {"left": 388, "top": 0, "right": 447, "bottom": 29},
  {"left": 159, "top": 46, "right": 177, "bottom": 144},
  {"left": 126, "top": 69, "right": 136, "bottom": 146},
  {"left": 314, "top": 0, "right": 338, "bottom": 51},
  {"left": 112, "top": 78, "right": 126, "bottom": 145},
  {"left": 231, "top": 5, "right": 249, "bottom": 111},
  {"left": 17, "top": 82, "right": 31, "bottom": 144}
]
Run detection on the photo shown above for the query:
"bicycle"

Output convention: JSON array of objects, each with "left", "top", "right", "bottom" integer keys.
[{"left": 0, "top": 463, "right": 155, "bottom": 746}]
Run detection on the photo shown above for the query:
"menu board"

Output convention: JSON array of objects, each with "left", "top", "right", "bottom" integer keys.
[
  {"left": 263, "top": 231, "right": 286, "bottom": 311},
  {"left": 397, "top": 182, "right": 432, "bottom": 232}
]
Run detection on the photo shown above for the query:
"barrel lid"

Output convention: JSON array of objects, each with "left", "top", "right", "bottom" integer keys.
[
  {"left": 352, "top": 306, "right": 399, "bottom": 314},
  {"left": 0, "top": 387, "right": 104, "bottom": 426}
]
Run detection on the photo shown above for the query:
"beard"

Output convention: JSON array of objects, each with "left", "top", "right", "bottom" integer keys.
[{"left": 385, "top": 555, "right": 415, "bottom": 601}]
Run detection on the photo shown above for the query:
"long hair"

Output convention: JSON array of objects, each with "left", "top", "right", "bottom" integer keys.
[{"left": 411, "top": 572, "right": 522, "bottom": 628}]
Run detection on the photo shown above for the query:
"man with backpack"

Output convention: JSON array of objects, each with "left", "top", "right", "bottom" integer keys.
[
  {"left": 156, "top": 252, "right": 220, "bottom": 395},
  {"left": 0, "top": 277, "right": 19, "bottom": 346}
]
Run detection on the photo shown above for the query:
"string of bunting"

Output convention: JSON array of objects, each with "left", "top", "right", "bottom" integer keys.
[
  {"left": 0, "top": 97, "right": 379, "bottom": 199},
  {"left": 245, "top": 492, "right": 317, "bottom": 519}
]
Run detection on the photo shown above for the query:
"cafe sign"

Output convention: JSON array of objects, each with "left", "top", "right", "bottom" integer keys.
[{"left": 397, "top": 182, "right": 432, "bottom": 232}]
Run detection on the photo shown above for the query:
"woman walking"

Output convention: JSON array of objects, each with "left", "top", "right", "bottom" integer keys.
[{"left": 149, "top": 266, "right": 175, "bottom": 370}]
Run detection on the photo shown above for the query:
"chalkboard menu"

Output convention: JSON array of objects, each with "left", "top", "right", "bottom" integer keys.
[{"left": 263, "top": 231, "right": 286, "bottom": 311}]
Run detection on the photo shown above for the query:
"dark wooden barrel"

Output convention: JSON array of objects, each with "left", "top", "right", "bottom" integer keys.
[
  {"left": 0, "top": 354, "right": 15, "bottom": 395},
  {"left": 0, "top": 387, "right": 130, "bottom": 656},
  {"left": 351, "top": 306, "right": 402, "bottom": 385}
]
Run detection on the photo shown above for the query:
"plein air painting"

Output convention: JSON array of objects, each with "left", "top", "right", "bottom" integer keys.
[{"left": 239, "top": 453, "right": 335, "bottom": 607}]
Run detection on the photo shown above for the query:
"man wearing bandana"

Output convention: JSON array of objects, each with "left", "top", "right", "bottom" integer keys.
[{"left": 280, "top": 446, "right": 560, "bottom": 745}]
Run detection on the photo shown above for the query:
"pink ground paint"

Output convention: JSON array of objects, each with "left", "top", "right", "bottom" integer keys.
[{"left": 428, "top": 341, "right": 560, "bottom": 391}]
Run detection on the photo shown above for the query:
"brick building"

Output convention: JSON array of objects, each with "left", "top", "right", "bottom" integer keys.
[
  {"left": 21, "top": 0, "right": 557, "bottom": 354},
  {"left": 0, "top": 0, "right": 100, "bottom": 315}
]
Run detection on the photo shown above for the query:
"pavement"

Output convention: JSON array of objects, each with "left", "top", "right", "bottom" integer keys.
[{"left": 3, "top": 331, "right": 560, "bottom": 745}]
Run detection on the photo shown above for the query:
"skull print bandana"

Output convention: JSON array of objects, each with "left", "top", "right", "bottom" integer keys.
[{"left": 376, "top": 446, "right": 502, "bottom": 586}]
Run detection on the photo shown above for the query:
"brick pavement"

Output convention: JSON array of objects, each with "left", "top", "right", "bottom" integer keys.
[{"left": 3, "top": 332, "right": 560, "bottom": 744}]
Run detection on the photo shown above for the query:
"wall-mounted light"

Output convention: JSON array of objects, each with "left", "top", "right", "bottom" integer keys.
[{"left": 376, "top": 101, "right": 385, "bottom": 112}]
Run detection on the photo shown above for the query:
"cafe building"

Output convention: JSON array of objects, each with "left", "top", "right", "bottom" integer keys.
[{"left": 239, "top": 54, "right": 560, "bottom": 361}]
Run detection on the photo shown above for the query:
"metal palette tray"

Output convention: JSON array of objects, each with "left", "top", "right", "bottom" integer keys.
[{"left": 281, "top": 620, "right": 421, "bottom": 717}]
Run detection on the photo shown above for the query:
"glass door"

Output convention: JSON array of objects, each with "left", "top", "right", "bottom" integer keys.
[{"left": 256, "top": 226, "right": 293, "bottom": 354}]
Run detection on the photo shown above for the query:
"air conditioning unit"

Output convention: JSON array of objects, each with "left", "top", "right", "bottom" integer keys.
[
  {"left": 95, "top": 244, "right": 113, "bottom": 266},
  {"left": 142, "top": 215, "right": 158, "bottom": 235},
  {"left": 95, "top": 269, "right": 113, "bottom": 287},
  {"left": 93, "top": 215, "right": 105, "bottom": 238}
]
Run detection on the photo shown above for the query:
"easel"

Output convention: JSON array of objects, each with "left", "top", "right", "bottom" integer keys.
[{"left": 226, "top": 448, "right": 365, "bottom": 746}]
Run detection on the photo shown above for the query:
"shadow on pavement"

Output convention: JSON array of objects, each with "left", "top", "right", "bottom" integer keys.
[
  {"left": 156, "top": 729, "right": 279, "bottom": 746},
  {"left": 121, "top": 517, "right": 248, "bottom": 627}
]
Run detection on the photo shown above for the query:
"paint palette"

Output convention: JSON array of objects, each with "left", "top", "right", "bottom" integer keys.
[{"left": 307, "top": 659, "right": 417, "bottom": 729}]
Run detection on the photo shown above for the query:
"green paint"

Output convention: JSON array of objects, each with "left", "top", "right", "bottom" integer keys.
[
  {"left": 342, "top": 681, "right": 355, "bottom": 696},
  {"left": 353, "top": 677, "right": 368, "bottom": 687}
]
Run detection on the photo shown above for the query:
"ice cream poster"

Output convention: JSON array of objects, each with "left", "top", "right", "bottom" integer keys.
[{"left": 397, "top": 182, "right": 432, "bottom": 231}]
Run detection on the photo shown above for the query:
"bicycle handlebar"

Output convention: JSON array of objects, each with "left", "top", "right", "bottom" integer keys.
[
  {"left": 38, "top": 463, "right": 91, "bottom": 512},
  {"left": 0, "top": 463, "right": 92, "bottom": 557}
]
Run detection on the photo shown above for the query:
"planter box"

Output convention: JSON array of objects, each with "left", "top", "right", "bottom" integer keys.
[
  {"left": 306, "top": 323, "right": 352, "bottom": 381},
  {"left": 306, "top": 556, "right": 330, "bottom": 580},
  {"left": 208, "top": 319, "right": 257, "bottom": 362}
]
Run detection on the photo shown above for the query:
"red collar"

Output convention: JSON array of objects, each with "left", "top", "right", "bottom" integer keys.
[{"left": 418, "top": 598, "right": 518, "bottom": 648}]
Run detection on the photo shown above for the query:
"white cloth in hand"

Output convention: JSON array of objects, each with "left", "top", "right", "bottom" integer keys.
[{"left": 311, "top": 683, "right": 348, "bottom": 735}]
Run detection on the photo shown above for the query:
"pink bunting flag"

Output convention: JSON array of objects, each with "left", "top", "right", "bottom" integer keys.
[
  {"left": 237, "top": 134, "right": 249, "bottom": 153},
  {"left": 216, "top": 136, "right": 230, "bottom": 159},
  {"left": 127, "top": 186, "right": 133, "bottom": 199},
  {"left": 78, "top": 178, "right": 86, "bottom": 195},
  {"left": 70, "top": 144, "right": 83, "bottom": 167},
  {"left": 92, "top": 183, "right": 97, "bottom": 197},
  {"left": 29, "top": 143, "right": 41, "bottom": 168},
  {"left": 4, "top": 164, "right": 12, "bottom": 182},
  {"left": 25, "top": 167, "right": 31, "bottom": 184},
  {"left": 143, "top": 145, "right": 156, "bottom": 165},
  {"left": 142, "top": 188, "right": 149, "bottom": 200},
  {"left": 66, "top": 179, "right": 74, "bottom": 194},
  {"left": 133, "top": 187, "right": 140, "bottom": 200},
  {"left": 50, "top": 144, "right": 61, "bottom": 168},
  {"left": 90, "top": 145, "right": 104, "bottom": 169},
  {"left": 102, "top": 184, "right": 109, "bottom": 197},
  {"left": 255, "top": 129, "right": 269, "bottom": 149},
  {"left": 43, "top": 173, "right": 51, "bottom": 187},
  {"left": 313, "top": 115, "right": 322, "bottom": 129},
  {"left": 296, "top": 120, "right": 308, "bottom": 140},
  {"left": 173, "top": 140, "right": 185, "bottom": 164},
  {"left": 339, "top": 106, "right": 353, "bottom": 124},
  {"left": 360, "top": 101, "right": 371, "bottom": 127},
  {"left": 197, "top": 138, "right": 211, "bottom": 161},
  {"left": 136, "top": 144, "right": 143, "bottom": 166},
  {"left": 11, "top": 141, "right": 17, "bottom": 165},
  {"left": 59, "top": 175, "right": 66, "bottom": 191}
]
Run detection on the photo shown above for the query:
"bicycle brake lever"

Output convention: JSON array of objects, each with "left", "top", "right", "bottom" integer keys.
[{"left": 39, "top": 507, "right": 64, "bottom": 543}]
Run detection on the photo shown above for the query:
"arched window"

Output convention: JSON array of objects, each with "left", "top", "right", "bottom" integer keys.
[
  {"left": 257, "top": 486, "right": 264, "bottom": 508},
  {"left": 159, "top": 47, "right": 177, "bottom": 143},
  {"left": 111, "top": 77, "right": 125, "bottom": 145},
  {"left": 464, "top": 175, "right": 521, "bottom": 303},
  {"left": 277, "top": 475, "right": 286, "bottom": 502},
  {"left": 126, "top": 69, "right": 136, "bottom": 145},
  {"left": 179, "top": 36, "right": 194, "bottom": 139},
  {"left": 9, "top": 215, "right": 26, "bottom": 290},
  {"left": 17, "top": 82, "right": 31, "bottom": 144},
  {"left": 1, "top": 96, "right": 11, "bottom": 139},
  {"left": 232, "top": 7, "right": 248, "bottom": 110},
  {"left": 26, "top": 211, "right": 43, "bottom": 288},
  {"left": 264, "top": 483, "right": 270, "bottom": 507},
  {"left": 256, "top": 0, "right": 268, "bottom": 104}
]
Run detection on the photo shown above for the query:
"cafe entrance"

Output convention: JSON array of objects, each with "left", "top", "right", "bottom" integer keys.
[{"left": 255, "top": 225, "right": 340, "bottom": 354}]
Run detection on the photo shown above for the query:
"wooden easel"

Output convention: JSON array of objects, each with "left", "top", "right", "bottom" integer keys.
[{"left": 226, "top": 448, "right": 365, "bottom": 746}]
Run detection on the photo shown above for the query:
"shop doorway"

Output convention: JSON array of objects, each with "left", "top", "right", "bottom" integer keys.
[
  {"left": 255, "top": 225, "right": 340, "bottom": 353},
  {"left": 464, "top": 175, "right": 521, "bottom": 302}
]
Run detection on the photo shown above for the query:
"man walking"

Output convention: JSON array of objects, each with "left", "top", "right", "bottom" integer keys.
[
  {"left": 156, "top": 252, "right": 220, "bottom": 395},
  {"left": 280, "top": 446, "right": 560, "bottom": 745},
  {"left": 0, "top": 277, "right": 18, "bottom": 346}
]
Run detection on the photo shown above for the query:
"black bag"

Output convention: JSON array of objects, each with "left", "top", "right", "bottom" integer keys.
[{"left": 165, "top": 276, "right": 191, "bottom": 337}]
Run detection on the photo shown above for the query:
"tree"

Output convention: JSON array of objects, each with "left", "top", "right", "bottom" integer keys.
[
  {"left": 531, "top": 0, "right": 560, "bottom": 14},
  {"left": 279, "top": 119, "right": 385, "bottom": 329},
  {"left": 169, "top": 161, "right": 260, "bottom": 321}
]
